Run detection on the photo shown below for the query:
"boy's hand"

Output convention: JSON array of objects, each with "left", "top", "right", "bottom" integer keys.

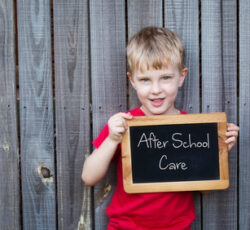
[
  {"left": 108, "top": 112, "right": 133, "bottom": 144},
  {"left": 225, "top": 123, "right": 239, "bottom": 151}
]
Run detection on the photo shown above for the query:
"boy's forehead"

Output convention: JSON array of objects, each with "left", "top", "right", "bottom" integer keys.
[{"left": 133, "top": 64, "right": 179, "bottom": 76}]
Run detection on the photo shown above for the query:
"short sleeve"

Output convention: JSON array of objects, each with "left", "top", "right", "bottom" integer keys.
[
  {"left": 92, "top": 124, "right": 121, "bottom": 160},
  {"left": 92, "top": 124, "right": 109, "bottom": 148}
]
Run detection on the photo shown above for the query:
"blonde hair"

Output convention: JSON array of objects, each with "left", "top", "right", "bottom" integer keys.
[{"left": 127, "top": 27, "right": 185, "bottom": 74}]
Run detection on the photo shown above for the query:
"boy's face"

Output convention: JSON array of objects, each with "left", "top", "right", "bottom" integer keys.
[{"left": 128, "top": 64, "right": 188, "bottom": 116}]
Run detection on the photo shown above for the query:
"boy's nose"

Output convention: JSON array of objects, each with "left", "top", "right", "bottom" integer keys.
[{"left": 151, "top": 82, "right": 161, "bottom": 94}]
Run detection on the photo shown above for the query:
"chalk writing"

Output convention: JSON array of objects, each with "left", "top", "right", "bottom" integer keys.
[
  {"left": 172, "top": 133, "right": 210, "bottom": 149},
  {"left": 137, "top": 132, "right": 169, "bottom": 149},
  {"left": 159, "top": 154, "right": 188, "bottom": 171},
  {"left": 137, "top": 132, "right": 210, "bottom": 150}
]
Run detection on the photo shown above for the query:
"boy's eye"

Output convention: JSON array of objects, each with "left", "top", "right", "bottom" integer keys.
[
  {"left": 140, "top": 78, "right": 149, "bottom": 82},
  {"left": 162, "top": 76, "right": 170, "bottom": 80}
]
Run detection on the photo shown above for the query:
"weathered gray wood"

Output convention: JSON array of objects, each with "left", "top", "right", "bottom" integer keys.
[
  {"left": 220, "top": 1, "right": 238, "bottom": 228},
  {"left": 165, "top": 0, "right": 200, "bottom": 114},
  {"left": 53, "top": 0, "right": 91, "bottom": 229},
  {"left": 164, "top": 1, "right": 200, "bottom": 229},
  {"left": 202, "top": 1, "right": 237, "bottom": 229},
  {"left": 239, "top": 0, "right": 250, "bottom": 229},
  {"left": 2, "top": 1, "right": 246, "bottom": 229},
  {"left": 0, "top": 0, "right": 20, "bottom": 229},
  {"left": 201, "top": 0, "right": 223, "bottom": 112},
  {"left": 90, "top": 0, "right": 126, "bottom": 229},
  {"left": 127, "top": 0, "right": 162, "bottom": 109},
  {"left": 17, "top": 0, "right": 56, "bottom": 229}
]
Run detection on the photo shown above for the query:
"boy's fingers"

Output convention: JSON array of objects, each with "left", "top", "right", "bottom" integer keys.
[
  {"left": 225, "top": 136, "right": 236, "bottom": 144},
  {"left": 119, "top": 119, "right": 128, "bottom": 129},
  {"left": 115, "top": 127, "right": 126, "bottom": 134},
  {"left": 111, "top": 112, "right": 132, "bottom": 122},
  {"left": 120, "top": 112, "right": 133, "bottom": 120},
  {"left": 110, "top": 112, "right": 132, "bottom": 122},
  {"left": 225, "top": 131, "right": 238, "bottom": 137},
  {"left": 227, "top": 123, "right": 239, "bottom": 131}
]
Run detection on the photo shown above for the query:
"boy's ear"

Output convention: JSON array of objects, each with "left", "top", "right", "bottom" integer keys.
[
  {"left": 127, "top": 72, "right": 136, "bottom": 89},
  {"left": 178, "top": 67, "right": 188, "bottom": 87}
]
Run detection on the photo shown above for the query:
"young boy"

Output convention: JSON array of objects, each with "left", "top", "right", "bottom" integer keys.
[{"left": 82, "top": 27, "right": 239, "bottom": 230}]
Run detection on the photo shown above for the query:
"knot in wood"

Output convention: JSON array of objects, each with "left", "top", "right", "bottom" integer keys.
[{"left": 41, "top": 166, "right": 51, "bottom": 178}]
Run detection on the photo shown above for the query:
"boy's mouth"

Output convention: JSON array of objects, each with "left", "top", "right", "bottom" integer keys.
[{"left": 150, "top": 98, "right": 165, "bottom": 107}]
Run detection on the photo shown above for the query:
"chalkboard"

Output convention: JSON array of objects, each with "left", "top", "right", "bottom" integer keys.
[{"left": 122, "top": 113, "right": 229, "bottom": 193}]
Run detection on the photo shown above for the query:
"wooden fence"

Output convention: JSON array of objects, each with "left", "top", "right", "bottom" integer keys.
[{"left": 0, "top": 0, "right": 249, "bottom": 229}]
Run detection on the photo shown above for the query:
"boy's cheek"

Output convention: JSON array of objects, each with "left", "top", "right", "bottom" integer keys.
[{"left": 136, "top": 87, "right": 150, "bottom": 95}]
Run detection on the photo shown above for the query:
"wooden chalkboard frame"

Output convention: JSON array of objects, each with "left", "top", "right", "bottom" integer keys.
[{"left": 122, "top": 112, "right": 229, "bottom": 193}]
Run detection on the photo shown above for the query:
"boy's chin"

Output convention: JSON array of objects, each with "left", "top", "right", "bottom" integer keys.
[
  {"left": 142, "top": 104, "right": 174, "bottom": 116},
  {"left": 148, "top": 107, "right": 177, "bottom": 116},
  {"left": 147, "top": 108, "right": 167, "bottom": 116}
]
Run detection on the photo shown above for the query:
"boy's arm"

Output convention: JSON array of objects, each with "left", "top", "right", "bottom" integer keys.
[
  {"left": 82, "top": 136, "right": 120, "bottom": 186},
  {"left": 82, "top": 112, "right": 133, "bottom": 186}
]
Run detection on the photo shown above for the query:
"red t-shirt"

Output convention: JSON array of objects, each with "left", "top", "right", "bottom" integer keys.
[{"left": 93, "top": 107, "right": 195, "bottom": 230}]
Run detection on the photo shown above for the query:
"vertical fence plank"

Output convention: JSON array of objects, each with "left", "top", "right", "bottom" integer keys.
[
  {"left": 164, "top": 1, "right": 201, "bottom": 229},
  {"left": 17, "top": 0, "right": 56, "bottom": 229},
  {"left": 239, "top": 0, "right": 250, "bottom": 229},
  {"left": 127, "top": 0, "right": 162, "bottom": 109},
  {"left": 0, "top": 0, "right": 20, "bottom": 229},
  {"left": 221, "top": 1, "right": 238, "bottom": 229},
  {"left": 90, "top": 0, "right": 126, "bottom": 229},
  {"left": 201, "top": 0, "right": 223, "bottom": 113},
  {"left": 202, "top": 1, "right": 237, "bottom": 229},
  {"left": 53, "top": 0, "right": 91, "bottom": 229},
  {"left": 164, "top": 0, "right": 200, "bottom": 114}
]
